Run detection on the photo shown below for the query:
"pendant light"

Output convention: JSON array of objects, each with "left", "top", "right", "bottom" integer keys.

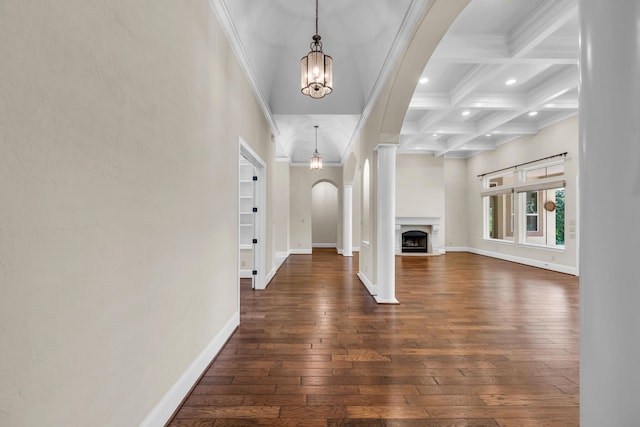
[
  {"left": 310, "top": 125, "right": 323, "bottom": 171},
  {"left": 301, "top": 0, "right": 333, "bottom": 99}
]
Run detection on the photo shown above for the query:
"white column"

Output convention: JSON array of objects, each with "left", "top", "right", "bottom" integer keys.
[
  {"left": 579, "top": 1, "right": 640, "bottom": 425},
  {"left": 342, "top": 184, "right": 353, "bottom": 257},
  {"left": 375, "top": 144, "right": 398, "bottom": 304}
]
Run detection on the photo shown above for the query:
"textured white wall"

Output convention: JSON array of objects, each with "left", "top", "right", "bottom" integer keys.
[
  {"left": 312, "top": 182, "right": 339, "bottom": 245},
  {"left": 0, "top": 1, "right": 270, "bottom": 425},
  {"left": 273, "top": 161, "right": 290, "bottom": 254},
  {"left": 444, "top": 158, "right": 469, "bottom": 248}
]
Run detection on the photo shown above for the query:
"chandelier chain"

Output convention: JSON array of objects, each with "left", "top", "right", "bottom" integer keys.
[{"left": 315, "top": 0, "right": 319, "bottom": 36}]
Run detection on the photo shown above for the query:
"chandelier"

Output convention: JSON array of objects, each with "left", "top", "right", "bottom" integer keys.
[
  {"left": 310, "top": 125, "right": 323, "bottom": 171},
  {"left": 301, "top": 0, "right": 333, "bottom": 99}
]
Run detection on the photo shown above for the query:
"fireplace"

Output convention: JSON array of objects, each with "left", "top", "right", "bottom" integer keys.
[
  {"left": 402, "top": 230, "right": 428, "bottom": 253},
  {"left": 395, "top": 217, "right": 441, "bottom": 255}
]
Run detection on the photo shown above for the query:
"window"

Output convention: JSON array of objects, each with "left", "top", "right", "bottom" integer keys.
[
  {"left": 525, "top": 191, "right": 539, "bottom": 232},
  {"left": 518, "top": 163, "right": 565, "bottom": 248},
  {"left": 482, "top": 172, "right": 514, "bottom": 242},
  {"left": 481, "top": 159, "right": 566, "bottom": 250}
]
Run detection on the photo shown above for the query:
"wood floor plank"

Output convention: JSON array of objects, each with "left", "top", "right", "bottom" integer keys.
[
  {"left": 173, "top": 406, "right": 280, "bottom": 419},
  {"left": 385, "top": 420, "right": 499, "bottom": 427},
  {"left": 168, "top": 250, "right": 579, "bottom": 426},
  {"left": 494, "top": 418, "right": 578, "bottom": 427},
  {"left": 346, "top": 405, "right": 429, "bottom": 418},
  {"left": 213, "top": 419, "right": 327, "bottom": 427}
]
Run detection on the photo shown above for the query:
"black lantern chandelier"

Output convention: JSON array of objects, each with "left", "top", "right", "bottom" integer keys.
[
  {"left": 301, "top": 0, "right": 333, "bottom": 99},
  {"left": 310, "top": 125, "right": 323, "bottom": 171}
]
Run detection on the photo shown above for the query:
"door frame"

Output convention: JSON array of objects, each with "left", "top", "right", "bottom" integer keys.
[{"left": 239, "top": 138, "right": 267, "bottom": 291}]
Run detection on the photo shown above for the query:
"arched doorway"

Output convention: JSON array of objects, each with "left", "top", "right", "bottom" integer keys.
[{"left": 311, "top": 181, "right": 339, "bottom": 251}]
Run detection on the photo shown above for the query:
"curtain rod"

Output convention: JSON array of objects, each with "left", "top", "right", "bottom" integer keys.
[{"left": 477, "top": 152, "right": 568, "bottom": 178}]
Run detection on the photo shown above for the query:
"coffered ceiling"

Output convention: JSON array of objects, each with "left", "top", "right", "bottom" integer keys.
[{"left": 211, "top": 0, "right": 578, "bottom": 163}]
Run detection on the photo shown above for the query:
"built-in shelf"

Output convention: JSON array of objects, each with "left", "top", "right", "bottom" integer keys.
[{"left": 240, "top": 160, "right": 256, "bottom": 248}]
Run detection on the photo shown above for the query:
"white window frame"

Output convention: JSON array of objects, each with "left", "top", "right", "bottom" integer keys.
[
  {"left": 517, "top": 161, "right": 566, "bottom": 250},
  {"left": 482, "top": 171, "right": 515, "bottom": 243}
]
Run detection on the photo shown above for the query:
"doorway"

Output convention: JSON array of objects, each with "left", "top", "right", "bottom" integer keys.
[
  {"left": 239, "top": 139, "right": 266, "bottom": 290},
  {"left": 311, "top": 181, "right": 338, "bottom": 251}
]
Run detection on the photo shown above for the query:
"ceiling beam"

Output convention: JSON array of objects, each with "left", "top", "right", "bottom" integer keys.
[
  {"left": 540, "top": 96, "right": 578, "bottom": 110},
  {"left": 435, "top": 109, "right": 525, "bottom": 156},
  {"left": 509, "top": 0, "right": 578, "bottom": 58},
  {"left": 526, "top": 66, "right": 578, "bottom": 106},
  {"left": 457, "top": 94, "right": 527, "bottom": 110},
  {"left": 408, "top": 93, "right": 451, "bottom": 110},
  {"left": 538, "top": 110, "right": 578, "bottom": 129},
  {"left": 417, "top": 109, "right": 451, "bottom": 133},
  {"left": 432, "top": 34, "right": 577, "bottom": 64},
  {"left": 450, "top": 64, "right": 503, "bottom": 105}
]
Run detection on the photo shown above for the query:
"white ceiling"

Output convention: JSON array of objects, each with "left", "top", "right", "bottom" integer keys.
[{"left": 212, "top": 0, "right": 578, "bottom": 163}]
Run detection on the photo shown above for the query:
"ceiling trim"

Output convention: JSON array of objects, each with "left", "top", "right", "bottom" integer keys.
[
  {"left": 340, "top": 0, "right": 432, "bottom": 164},
  {"left": 509, "top": 0, "right": 577, "bottom": 58},
  {"left": 208, "top": 0, "right": 280, "bottom": 138},
  {"left": 538, "top": 110, "right": 578, "bottom": 129}
]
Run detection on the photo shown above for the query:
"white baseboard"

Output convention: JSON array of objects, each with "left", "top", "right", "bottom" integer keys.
[
  {"left": 357, "top": 272, "right": 376, "bottom": 296},
  {"left": 374, "top": 295, "right": 400, "bottom": 304},
  {"left": 337, "top": 248, "right": 354, "bottom": 256},
  {"left": 275, "top": 250, "right": 290, "bottom": 260},
  {"left": 463, "top": 247, "right": 578, "bottom": 276},
  {"left": 264, "top": 265, "right": 278, "bottom": 288},
  {"left": 265, "top": 252, "right": 289, "bottom": 287},
  {"left": 445, "top": 246, "right": 471, "bottom": 252},
  {"left": 140, "top": 312, "right": 239, "bottom": 427},
  {"left": 239, "top": 269, "right": 252, "bottom": 279},
  {"left": 352, "top": 246, "right": 360, "bottom": 252},
  {"left": 312, "top": 243, "right": 337, "bottom": 248},
  {"left": 289, "top": 249, "right": 312, "bottom": 255}
]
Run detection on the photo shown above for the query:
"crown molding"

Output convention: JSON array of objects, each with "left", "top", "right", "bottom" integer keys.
[
  {"left": 208, "top": 0, "right": 280, "bottom": 138},
  {"left": 341, "top": 0, "right": 432, "bottom": 164}
]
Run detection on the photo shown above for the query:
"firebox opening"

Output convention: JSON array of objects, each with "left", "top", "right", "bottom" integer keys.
[{"left": 402, "top": 230, "right": 428, "bottom": 253}]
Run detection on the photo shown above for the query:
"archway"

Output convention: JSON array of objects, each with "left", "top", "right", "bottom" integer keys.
[{"left": 311, "top": 181, "right": 339, "bottom": 251}]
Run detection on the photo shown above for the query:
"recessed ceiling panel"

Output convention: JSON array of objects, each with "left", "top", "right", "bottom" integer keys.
[{"left": 450, "top": 0, "right": 545, "bottom": 35}]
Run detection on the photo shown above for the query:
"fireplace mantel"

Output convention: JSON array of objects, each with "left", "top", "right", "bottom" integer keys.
[
  {"left": 395, "top": 217, "right": 440, "bottom": 226},
  {"left": 395, "top": 217, "right": 442, "bottom": 255}
]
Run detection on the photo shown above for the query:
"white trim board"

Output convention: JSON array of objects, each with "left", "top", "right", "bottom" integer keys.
[
  {"left": 357, "top": 272, "right": 377, "bottom": 297},
  {"left": 240, "top": 269, "right": 253, "bottom": 279},
  {"left": 312, "top": 243, "right": 337, "bottom": 248},
  {"left": 264, "top": 252, "right": 290, "bottom": 288},
  {"left": 289, "top": 249, "right": 312, "bottom": 255},
  {"left": 374, "top": 294, "right": 400, "bottom": 304},
  {"left": 445, "top": 247, "right": 578, "bottom": 276},
  {"left": 445, "top": 247, "right": 470, "bottom": 252},
  {"left": 469, "top": 247, "right": 578, "bottom": 276},
  {"left": 139, "top": 312, "right": 239, "bottom": 427}
]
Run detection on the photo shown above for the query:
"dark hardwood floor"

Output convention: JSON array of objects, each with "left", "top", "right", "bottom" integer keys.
[{"left": 168, "top": 250, "right": 579, "bottom": 426}]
